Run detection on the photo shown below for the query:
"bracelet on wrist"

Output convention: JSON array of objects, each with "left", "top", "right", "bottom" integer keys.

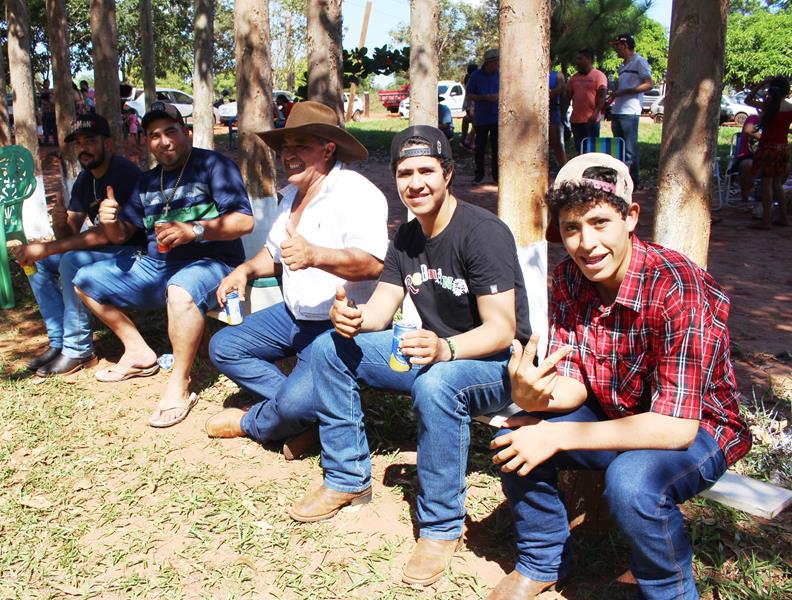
[{"left": 443, "top": 337, "right": 457, "bottom": 361}]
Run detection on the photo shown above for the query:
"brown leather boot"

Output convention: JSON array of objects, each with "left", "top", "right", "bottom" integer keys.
[
  {"left": 289, "top": 485, "right": 372, "bottom": 522},
  {"left": 486, "top": 571, "right": 557, "bottom": 600},
  {"left": 204, "top": 408, "right": 245, "bottom": 438},
  {"left": 282, "top": 427, "right": 320, "bottom": 461},
  {"left": 401, "top": 536, "right": 463, "bottom": 586}
]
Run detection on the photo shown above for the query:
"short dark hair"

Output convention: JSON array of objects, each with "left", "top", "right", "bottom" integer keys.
[
  {"left": 395, "top": 135, "right": 455, "bottom": 183},
  {"left": 576, "top": 49, "right": 593, "bottom": 60},
  {"left": 547, "top": 166, "right": 628, "bottom": 224}
]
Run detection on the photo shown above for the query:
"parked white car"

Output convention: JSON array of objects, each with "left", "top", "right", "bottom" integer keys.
[
  {"left": 398, "top": 80, "right": 466, "bottom": 119},
  {"left": 650, "top": 94, "right": 758, "bottom": 126},
  {"left": 125, "top": 88, "right": 219, "bottom": 124},
  {"left": 343, "top": 92, "right": 364, "bottom": 121},
  {"left": 216, "top": 90, "right": 295, "bottom": 125}
]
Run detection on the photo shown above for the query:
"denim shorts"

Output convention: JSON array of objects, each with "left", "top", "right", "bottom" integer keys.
[{"left": 73, "top": 252, "right": 232, "bottom": 314}]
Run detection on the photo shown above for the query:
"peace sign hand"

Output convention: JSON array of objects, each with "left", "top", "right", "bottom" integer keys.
[{"left": 508, "top": 334, "right": 573, "bottom": 412}]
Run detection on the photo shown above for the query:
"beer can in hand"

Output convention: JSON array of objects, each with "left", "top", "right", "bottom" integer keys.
[
  {"left": 389, "top": 321, "right": 417, "bottom": 372},
  {"left": 224, "top": 291, "right": 244, "bottom": 325},
  {"left": 154, "top": 220, "right": 170, "bottom": 253},
  {"left": 22, "top": 264, "right": 37, "bottom": 276}
]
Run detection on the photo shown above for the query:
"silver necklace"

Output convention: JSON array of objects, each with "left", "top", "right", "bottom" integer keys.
[{"left": 159, "top": 150, "right": 192, "bottom": 216}]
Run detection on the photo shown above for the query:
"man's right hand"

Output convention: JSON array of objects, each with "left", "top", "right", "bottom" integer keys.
[
  {"left": 508, "top": 334, "right": 573, "bottom": 412},
  {"left": 98, "top": 186, "right": 119, "bottom": 225},
  {"left": 330, "top": 285, "right": 363, "bottom": 338},
  {"left": 216, "top": 267, "right": 250, "bottom": 307}
]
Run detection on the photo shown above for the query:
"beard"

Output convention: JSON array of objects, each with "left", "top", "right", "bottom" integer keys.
[{"left": 78, "top": 147, "right": 106, "bottom": 171}]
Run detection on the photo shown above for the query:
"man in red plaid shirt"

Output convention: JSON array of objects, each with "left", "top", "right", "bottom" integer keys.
[{"left": 487, "top": 153, "right": 751, "bottom": 600}]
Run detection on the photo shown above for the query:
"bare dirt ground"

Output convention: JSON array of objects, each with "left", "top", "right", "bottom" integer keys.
[{"left": 1, "top": 126, "right": 790, "bottom": 599}]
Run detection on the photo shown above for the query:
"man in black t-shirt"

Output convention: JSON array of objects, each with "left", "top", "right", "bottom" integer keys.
[
  {"left": 17, "top": 113, "right": 144, "bottom": 376},
  {"left": 289, "top": 125, "right": 532, "bottom": 587}
]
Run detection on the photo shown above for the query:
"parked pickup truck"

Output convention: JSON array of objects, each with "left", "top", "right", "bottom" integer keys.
[{"left": 378, "top": 84, "right": 410, "bottom": 113}]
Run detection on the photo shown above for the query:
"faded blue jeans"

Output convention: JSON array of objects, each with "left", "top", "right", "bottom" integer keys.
[
  {"left": 610, "top": 113, "right": 641, "bottom": 186},
  {"left": 28, "top": 247, "right": 138, "bottom": 359},
  {"left": 497, "top": 403, "right": 728, "bottom": 600},
  {"left": 209, "top": 302, "right": 333, "bottom": 443},
  {"left": 311, "top": 329, "right": 513, "bottom": 540}
]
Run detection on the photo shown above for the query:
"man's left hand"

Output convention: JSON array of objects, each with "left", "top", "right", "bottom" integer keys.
[
  {"left": 156, "top": 221, "right": 197, "bottom": 249},
  {"left": 15, "top": 242, "right": 50, "bottom": 266},
  {"left": 400, "top": 329, "right": 452, "bottom": 365},
  {"left": 280, "top": 223, "right": 316, "bottom": 271},
  {"left": 490, "top": 416, "right": 559, "bottom": 476}
]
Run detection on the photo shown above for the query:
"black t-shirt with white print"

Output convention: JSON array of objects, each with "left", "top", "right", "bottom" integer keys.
[{"left": 381, "top": 200, "right": 532, "bottom": 345}]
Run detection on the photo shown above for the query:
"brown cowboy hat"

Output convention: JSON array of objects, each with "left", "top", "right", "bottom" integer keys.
[{"left": 257, "top": 100, "right": 368, "bottom": 163}]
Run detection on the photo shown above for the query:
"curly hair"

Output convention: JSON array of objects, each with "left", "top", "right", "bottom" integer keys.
[{"left": 547, "top": 166, "right": 629, "bottom": 224}]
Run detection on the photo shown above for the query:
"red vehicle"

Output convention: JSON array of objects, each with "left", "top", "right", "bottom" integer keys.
[{"left": 378, "top": 84, "right": 409, "bottom": 113}]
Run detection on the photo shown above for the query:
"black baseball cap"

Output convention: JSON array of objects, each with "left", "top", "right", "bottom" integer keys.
[
  {"left": 64, "top": 113, "right": 111, "bottom": 142},
  {"left": 390, "top": 125, "right": 453, "bottom": 171},
  {"left": 142, "top": 100, "right": 185, "bottom": 131}
]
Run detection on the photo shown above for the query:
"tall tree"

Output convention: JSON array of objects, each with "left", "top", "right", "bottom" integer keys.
[
  {"left": 234, "top": 0, "right": 277, "bottom": 225},
  {"left": 6, "top": 0, "right": 41, "bottom": 173},
  {"left": 654, "top": 0, "right": 730, "bottom": 268},
  {"left": 0, "top": 36, "right": 11, "bottom": 146},
  {"left": 499, "top": 0, "right": 550, "bottom": 350},
  {"left": 89, "top": 0, "right": 124, "bottom": 150},
  {"left": 724, "top": 9, "right": 792, "bottom": 89},
  {"left": 409, "top": 0, "right": 439, "bottom": 127},
  {"left": 307, "top": 0, "right": 343, "bottom": 120},
  {"left": 192, "top": 0, "right": 214, "bottom": 149},
  {"left": 44, "top": 0, "right": 79, "bottom": 188}
]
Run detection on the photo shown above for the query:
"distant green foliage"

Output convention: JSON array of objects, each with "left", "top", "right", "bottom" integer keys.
[{"left": 724, "top": 9, "right": 792, "bottom": 89}]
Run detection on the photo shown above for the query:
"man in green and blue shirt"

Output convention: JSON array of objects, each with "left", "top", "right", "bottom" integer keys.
[{"left": 74, "top": 102, "right": 253, "bottom": 428}]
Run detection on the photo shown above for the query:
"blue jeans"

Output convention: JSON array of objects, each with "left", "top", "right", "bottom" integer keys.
[
  {"left": 208, "top": 302, "right": 333, "bottom": 443},
  {"left": 311, "top": 329, "right": 513, "bottom": 540},
  {"left": 497, "top": 403, "right": 728, "bottom": 600},
  {"left": 610, "top": 113, "right": 641, "bottom": 186},
  {"left": 571, "top": 122, "right": 601, "bottom": 154},
  {"left": 27, "top": 246, "right": 138, "bottom": 359}
]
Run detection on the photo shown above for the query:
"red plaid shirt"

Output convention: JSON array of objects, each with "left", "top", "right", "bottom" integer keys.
[{"left": 549, "top": 235, "right": 751, "bottom": 466}]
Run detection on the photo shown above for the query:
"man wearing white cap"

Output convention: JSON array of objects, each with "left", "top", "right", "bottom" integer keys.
[{"left": 487, "top": 154, "right": 750, "bottom": 599}]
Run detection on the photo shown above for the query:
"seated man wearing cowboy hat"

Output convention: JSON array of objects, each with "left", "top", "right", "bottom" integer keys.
[{"left": 205, "top": 100, "right": 389, "bottom": 460}]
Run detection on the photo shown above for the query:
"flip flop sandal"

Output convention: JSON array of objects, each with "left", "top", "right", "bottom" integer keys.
[
  {"left": 95, "top": 363, "right": 160, "bottom": 383},
  {"left": 148, "top": 392, "right": 198, "bottom": 428}
]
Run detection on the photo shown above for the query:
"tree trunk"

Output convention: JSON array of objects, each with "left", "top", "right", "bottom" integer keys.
[
  {"left": 653, "top": 0, "right": 729, "bottom": 269},
  {"left": 408, "top": 0, "right": 439, "bottom": 127},
  {"left": 499, "top": 0, "right": 550, "bottom": 356},
  {"left": 45, "top": 0, "right": 79, "bottom": 189},
  {"left": 6, "top": 0, "right": 40, "bottom": 172},
  {"left": 89, "top": 0, "right": 124, "bottom": 152},
  {"left": 140, "top": 0, "right": 157, "bottom": 167},
  {"left": 306, "top": 0, "right": 343, "bottom": 121},
  {"left": 285, "top": 11, "right": 295, "bottom": 92},
  {"left": 234, "top": 0, "right": 278, "bottom": 261},
  {"left": 192, "top": 0, "right": 215, "bottom": 149},
  {"left": 0, "top": 40, "right": 10, "bottom": 145},
  {"left": 6, "top": 0, "right": 52, "bottom": 241}
]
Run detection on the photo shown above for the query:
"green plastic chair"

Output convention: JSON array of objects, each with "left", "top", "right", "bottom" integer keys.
[{"left": 0, "top": 145, "right": 37, "bottom": 309}]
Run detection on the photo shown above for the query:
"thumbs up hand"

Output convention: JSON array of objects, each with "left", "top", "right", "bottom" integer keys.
[
  {"left": 330, "top": 284, "right": 363, "bottom": 338},
  {"left": 280, "top": 221, "right": 316, "bottom": 271},
  {"left": 98, "top": 186, "right": 120, "bottom": 226}
]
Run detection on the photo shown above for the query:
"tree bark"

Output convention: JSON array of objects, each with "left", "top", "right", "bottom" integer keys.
[
  {"left": 285, "top": 11, "right": 295, "bottom": 92},
  {"left": 408, "top": 0, "right": 439, "bottom": 127},
  {"left": 6, "top": 0, "right": 40, "bottom": 174},
  {"left": 0, "top": 39, "right": 10, "bottom": 145},
  {"left": 45, "top": 0, "right": 79, "bottom": 185},
  {"left": 140, "top": 0, "right": 157, "bottom": 167},
  {"left": 192, "top": 0, "right": 215, "bottom": 149},
  {"left": 653, "top": 0, "right": 729, "bottom": 269},
  {"left": 307, "top": 0, "right": 343, "bottom": 121},
  {"left": 234, "top": 0, "right": 276, "bottom": 199},
  {"left": 89, "top": 0, "right": 124, "bottom": 152}
]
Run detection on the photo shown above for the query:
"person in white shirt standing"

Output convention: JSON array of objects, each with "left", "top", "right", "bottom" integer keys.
[
  {"left": 607, "top": 33, "right": 653, "bottom": 187},
  {"left": 205, "top": 101, "right": 389, "bottom": 459}
]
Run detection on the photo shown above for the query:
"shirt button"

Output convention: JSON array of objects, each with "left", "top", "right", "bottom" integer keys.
[
  {"left": 597, "top": 356, "right": 605, "bottom": 364},
  {"left": 617, "top": 406, "right": 627, "bottom": 414}
]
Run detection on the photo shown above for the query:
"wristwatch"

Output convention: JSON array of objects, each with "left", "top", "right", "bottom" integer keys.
[{"left": 192, "top": 222, "right": 205, "bottom": 242}]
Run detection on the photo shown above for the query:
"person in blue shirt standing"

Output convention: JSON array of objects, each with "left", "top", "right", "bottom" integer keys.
[
  {"left": 73, "top": 102, "right": 254, "bottom": 428},
  {"left": 465, "top": 48, "right": 499, "bottom": 184}
]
